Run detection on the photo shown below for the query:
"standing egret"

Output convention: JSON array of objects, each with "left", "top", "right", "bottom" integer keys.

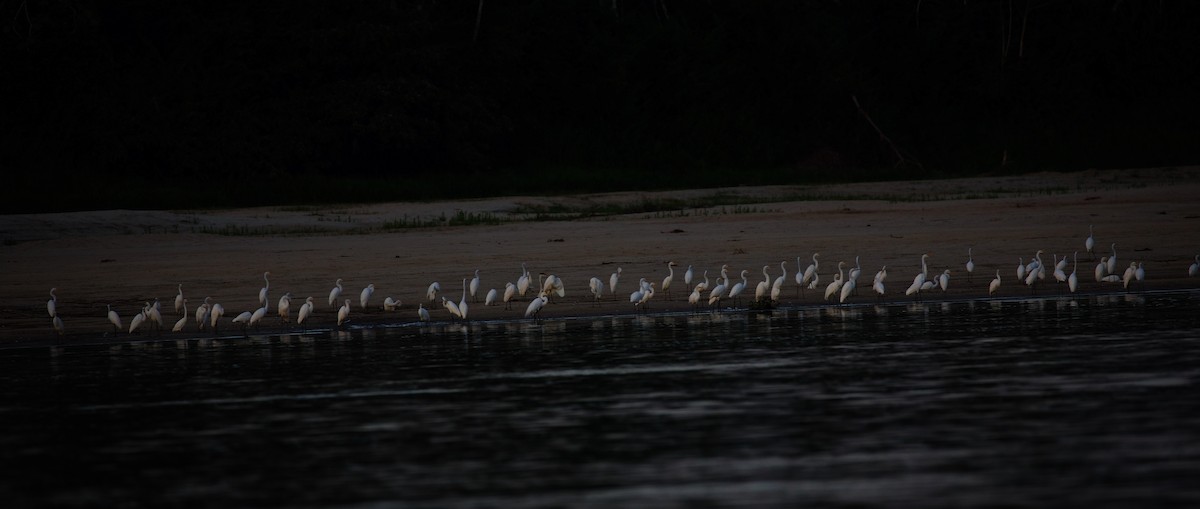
[
  {"left": 259, "top": 272, "right": 271, "bottom": 310},
  {"left": 1122, "top": 261, "right": 1137, "bottom": 289},
  {"left": 847, "top": 256, "right": 862, "bottom": 295},
  {"left": 1107, "top": 243, "right": 1118, "bottom": 276},
  {"left": 249, "top": 305, "right": 268, "bottom": 329},
  {"left": 989, "top": 270, "right": 1001, "bottom": 295},
  {"left": 328, "top": 278, "right": 344, "bottom": 308},
  {"left": 825, "top": 261, "right": 846, "bottom": 301},
  {"left": 629, "top": 278, "right": 648, "bottom": 304},
  {"left": 728, "top": 269, "right": 749, "bottom": 306},
  {"left": 589, "top": 277, "right": 604, "bottom": 306},
  {"left": 278, "top": 292, "right": 292, "bottom": 322},
  {"left": 1016, "top": 257, "right": 1027, "bottom": 282},
  {"left": 107, "top": 304, "right": 122, "bottom": 334},
  {"left": 485, "top": 289, "right": 498, "bottom": 306},
  {"left": 965, "top": 248, "right": 975, "bottom": 284},
  {"left": 1135, "top": 262, "right": 1145, "bottom": 290},
  {"left": 1053, "top": 254, "right": 1068, "bottom": 283},
  {"left": 195, "top": 297, "right": 211, "bottom": 331},
  {"left": 209, "top": 302, "right": 225, "bottom": 334},
  {"left": 525, "top": 294, "right": 549, "bottom": 320},
  {"left": 1068, "top": 252, "right": 1079, "bottom": 293},
  {"left": 129, "top": 309, "right": 146, "bottom": 334},
  {"left": 872, "top": 269, "right": 886, "bottom": 299},
  {"left": 1095, "top": 256, "right": 1109, "bottom": 282},
  {"left": 839, "top": 265, "right": 857, "bottom": 304},
  {"left": 684, "top": 265, "right": 694, "bottom": 288},
  {"left": 458, "top": 278, "right": 470, "bottom": 321},
  {"left": 1190, "top": 255, "right": 1200, "bottom": 277},
  {"left": 609, "top": 267, "right": 623, "bottom": 296},
  {"left": 418, "top": 303, "right": 431, "bottom": 322},
  {"left": 695, "top": 270, "right": 710, "bottom": 293},
  {"left": 755, "top": 265, "right": 771, "bottom": 303},
  {"left": 470, "top": 269, "right": 481, "bottom": 302},
  {"left": 175, "top": 284, "right": 185, "bottom": 315},
  {"left": 517, "top": 263, "right": 531, "bottom": 298},
  {"left": 635, "top": 283, "right": 655, "bottom": 312},
  {"left": 503, "top": 282, "right": 517, "bottom": 310},
  {"left": 443, "top": 297, "right": 461, "bottom": 320},
  {"left": 800, "top": 253, "right": 820, "bottom": 297},
  {"left": 662, "top": 262, "right": 677, "bottom": 299},
  {"left": 708, "top": 272, "right": 728, "bottom": 308},
  {"left": 688, "top": 283, "right": 703, "bottom": 311},
  {"left": 427, "top": 281, "right": 440, "bottom": 302},
  {"left": 1085, "top": 225, "right": 1095, "bottom": 259},
  {"left": 938, "top": 269, "right": 951, "bottom": 293},
  {"left": 172, "top": 302, "right": 189, "bottom": 332},
  {"left": 232, "top": 311, "right": 253, "bottom": 331},
  {"left": 52, "top": 315, "right": 64, "bottom": 336},
  {"left": 47, "top": 288, "right": 57, "bottom": 319},
  {"left": 384, "top": 296, "right": 402, "bottom": 311},
  {"left": 360, "top": 283, "right": 375, "bottom": 309},
  {"left": 906, "top": 255, "right": 930, "bottom": 299},
  {"left": 771, "top": 261, "right": 787, "bottom": 302},
  {"left": 338, "top": 299, "right": 351, "bottom": 327},
  {"left": 297, "top": 297, "right": 315, "bottom": 329},
  {"left": 147, "top": 300, "right": 164, "bottom": 335}
]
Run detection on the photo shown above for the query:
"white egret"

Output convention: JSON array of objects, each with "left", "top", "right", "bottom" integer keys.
[
  {"left": 1068, "top": 253, "right": 1079, "bottom": 294},
  {"left": 1095, "top": 256, "right": 1109, "bottom": 282},
  {"left": 609, "top": 267, "right": 622, "bottom": 296},
  {"left": 755, "top": 265, "right": 771, "bottom": 303},
  {"left": 107, "top": 304, "right": 122, "bottom": 333},
  {"left": 172, "top": 304, "right": 188, "bottom": 332},
  {"left": 52, "top": 315, "right": 64, "bottom": 336},
  {"left": 518, "top": 263, "right": 531, "bottom": 298},
  {"left": 360, "top": 283, "right": 375, "bottom": 309},
  {"left": 629, "top": 278, "right": 648, "bottom": 304},
  {"left": 258, "top": 272, "right": 270, "bottom": 310},
  {"left": 989, "top": 270, "right": 1001, "bottom": 295},
  {"left": 485, "top": 289, "right": 498, "bottom": 306},
  {"left": 847, "top": 256, "right": 862, "bottom": 295},
  {"left": 873, "top": 270, "right": 886, "bottom": 298},
  {"left": 707, "top": 269, "right": 729, "bottom": 308},
  {"left": 1190, "top": 255, "right": 1200, "bottom": 277},
  {"left": 278, "top": 292, "right": 292, "bottom": 322},
  {"left": 938, "top": 269, "right": 950, "bottom": 293},
  {"left": 965, "top": 248, "right": 975, "bottom": 284},
  {"left": 1122, "top": 261, "right": 1137, "bottom": 289},
  {"left": 503, "top": 282, "right": 517, "bottom": 310},
  {"left": 232, "top": 311, "right": 253, "bottom": 330},
  {"left": 825, "top": 261, "right": 845, "bottom": 301},
  {"left": 800, "top": 253, "right": 820, "bottom": 297},
  {"left": 443, "top": 296, "right": 462, "bottom": 320},
  {"left": 427, "top": 281, "right": 440, "bottom": 302},
  {"left": 470, "top": 269, "right": 481, "bottom": 302},
  {"left": 337, "top": 299, "right": 351, "bottom": 326},
  {"left": 1017, "top": 257, "right": 1027, "bottom": 282},
  {"left": 328, "top": 278, "right": 344, "bottom": 308},
  {"left": 147, "top": 300, "right": 164, "bottom": 334},
  {"left": 635, "top": 283, "right": 655, "bottom": 312},
  {"left": 839, "top": 266, "right": 856, "bottom": 304},
  {"left": 195, "top": 297, "right": 211, "bottom": 331},
  {"left": 129, "top": 309, "right": 146, "bottom": 334},
  {"left": 175, "top": 284, "right": 185, "bottom": 314},
  {"left": 47, "top": 288, "right": 57, "bottom": 319},
  {"left": 459, "top": 278, "right": 470, "bottom": 321},
  {"left": 1053, "top": 254, "right": 1068, "bottom": 283},
  {"left": 688, "top": 284, "right": 702, "bottom": 310},
  {"left": 728, "top": 269, "right": 749, "bottom": 306},
  {"left": 297, "top": 297, "right": 315, "bottom": 328},
  {"left": 589, "top": 277, "right": 604, "bottom": 306},
  {"left": 1135, "top": 261, "right": 1145, "bottom": 289},
  {"left": 384, "top": 296, "right": 402, "bottom": 311},
  {"left": 771, "top": 261, "right": 787, "bottom": 302},
  {"left": 210, "top": 302, "right": 225, "bottom": 333},
  {"left": 525, "top": 294, "right": 549, "bottom": 320},
  {"left": 418, "top": 303, "right": 431, "bottom": 322},
  {"left": 249, "top": 305, "right": 268, "bottom": 328},
  {"left": 1107, "top": 243, "right": 1117, "bottom": 276},
  {"left": 684, "top": 265, "right": 694, "bottom": 287},
  {"left": 662, "top": 262, "right": 677, "bottom": 299},
  {"left": 695, "top": 270, "right": 710, "bottom": 293}
]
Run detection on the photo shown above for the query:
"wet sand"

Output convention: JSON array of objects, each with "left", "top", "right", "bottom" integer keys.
[{"left": 3, "top": 167, "right": 1199, "bottom": 346}]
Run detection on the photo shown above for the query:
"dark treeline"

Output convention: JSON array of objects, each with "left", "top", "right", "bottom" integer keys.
[{"left": 4, "top": 1, "right": 1198, "bottom": 212}]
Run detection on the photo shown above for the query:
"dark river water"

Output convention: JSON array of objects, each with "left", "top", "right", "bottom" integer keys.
[{"left": 3, "top": 292, "right": 1199, "bottom": 508}]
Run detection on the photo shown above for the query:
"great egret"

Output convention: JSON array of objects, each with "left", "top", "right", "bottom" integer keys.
[
  {"left": 635, "top": 282, "right": 655, "bottom": 312},
  {"left": 329, "top": 278, "right": 344, "bottom": 308},
  {"left": 418, "top": 303, "right": 431, "bottom": 322},
  {"left": 459, "top": 278, "right": 470, "bottom": 321},
  {"left": 250, "top": 305, "right": 268, "bottom": 328},
  {"left": 1107, "top": 243, "right": 1118, "bottom": 276},
  {"left": 629, "top": 278, "right": 648, "bottom": 304},
  {"left": 232, "top": 311, "right": 253, "bottom": 330},
  {"left": 771, "top": 261, "right": 787, "bottom": 302},
  {"left": 259, "top": 272, "right": 271, "bottom": 310},
  {"left": 485, "top": 289, "right": 498, "bottom": 306},
  {"left": 589, "top": 277, "right": 604, "bottom": 306},
  {"left": 427, "top": 281, "right": 440, "bottom": 302},
  {"left": 708, "top": 273, "right": 728, "bottom": 308},
  {"left": 147, "top": 300, "right": 164, "bottom": 334},
  {"left": 728, "top": 269, "right": 749, "bottom": 306},
  {"left": 872, "top": 271, "right": 886, "bottom": 298},
  {"left": 172, "top": 304, "right": 188, "bottom": 332},
  {"left": 1122, "top": 261, "right": 1137, "bottom": 289},
  {"left": 297, "top": 297, "right": 315, "bottom": 328},
  {"left": 1068, "top": 252, "right": 1079, "bottom": 293},
  {"left": 338, "top": 299, "right": 351, "bottom": 326},
  {"left": 443, "top": 296, "right": 461, "bottom": 320},
  {"left": 688, "top": 284, "right": 703, "bottom": 310},
  {"left": 1095, "top": 256, "right": 1109, "bottom": 282},
  {"left": 210, "top": 302, "right": 225, "bottom": 333},
  {"left": 684, "top": 265, "right": 694, "bottom": 287},
  {"left": 107, "top": 304, "right": 122, "bottom": 333},
  {"left": 52, "top": 315, "right": 64, "bottom": 336},
  {"left": 384, "top": 296, "right": 401, "bottom": 311},
  {"left": 278, "top": 292, "right": 292, "bottom": 322},
  {"left": 847, "top": 256, "right": 862, "bottom": 295},
  {"left": 695, "top": 270, "right": 710, "bottom": 293},
  {"left": 1190, "top": 255, "right": 1199, "bottom": 277},
  {"left": 839, "top": 265, "right": 856, "bottom": 304},
  {"left": 906, "top": 255, "right": 930, "bottom": 298},
  {"left": 195, "top": 297, "right": 211, "bottom": 331},
  {"left": 1017, "top": 257, "right": 1027, "bottom": 282},
  {"left": 360, "top": 283, "right": 375, "bottom": 309},
  {"left": 755, "top": 265, "right": 771, "bottom": 303},
  {"left": 1135, "top": 261, "right": 1145, "bottom": 289},
  {"left": 938, "top": 269, "right": 950, "bottom": 293},
  {"left": 525, "top": 294, "right": 549, "bottom": 320},
  {"left": 609, "top": 267, "right": 622, "bottom": 296},
  {"left": 175, "top": 284, "right": 185, "bottom": 314},
  {"left": 800, "top": 253, "right": 820, "bottom": 297},
  {"left": 662, "top": 262, "right": 677, "bottom": 299},
  {"left": 503, "top": 282, "right": 517, "bottom": 310},
  {"left": 989, "top": 270, "right": 1001, "bottom": 295},
  {"left": 1053, "top": 254, "right": 1068, "bottom": 283},
  {"left": 470, "top": 269, "right": 481, "bottom": 302},
  {"left": 965, "top": 248, "right": 975, "bottom": 284},
  {"left": 825, "top": 261, "right": 845, "bottom": 301},
  {"left": 518, "top": 263, "right": 531, "bottom": 298},
  {"left": 129, "top": 309, "right": 146, "bottom": 334},
  {"left": 47, "top": 288, "right": 57, "bottom": 319}
]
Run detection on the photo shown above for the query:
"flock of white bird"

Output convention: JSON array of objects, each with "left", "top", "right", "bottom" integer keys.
[{"left": 40, "top": 225, "right": 1200, "bottom": 337}]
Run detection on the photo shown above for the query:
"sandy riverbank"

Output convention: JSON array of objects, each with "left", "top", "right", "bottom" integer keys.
[{"left": 3, "top": 167, "right": 1199, "bottom": 345}]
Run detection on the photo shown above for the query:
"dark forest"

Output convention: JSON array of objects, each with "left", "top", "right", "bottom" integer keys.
[{"left": 4, "top": 1, "right": 1198, "bottom": 212}]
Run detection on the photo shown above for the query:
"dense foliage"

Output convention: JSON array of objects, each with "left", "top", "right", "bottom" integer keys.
[{"left": 5, "top": 1, "right": 1198, "bottom": 212}]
